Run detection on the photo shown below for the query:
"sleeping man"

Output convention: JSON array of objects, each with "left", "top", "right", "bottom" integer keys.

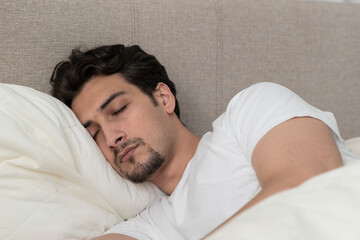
[{"left": 50, "top": 44, "right": 355, "bottom": 240}]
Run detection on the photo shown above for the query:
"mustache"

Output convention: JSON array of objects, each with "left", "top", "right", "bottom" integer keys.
[{"left": 114, "top": 137, "right": 145, "bottom": 158}]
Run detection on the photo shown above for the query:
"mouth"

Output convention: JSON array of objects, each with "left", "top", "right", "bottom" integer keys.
[{"left": 118, "top": 144, "right": 139, "bottom": 163}]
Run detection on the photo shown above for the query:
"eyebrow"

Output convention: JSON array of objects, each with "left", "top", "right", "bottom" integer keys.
[
  {"left": 82, "top": 91, "right": 126, "bottom": 128},
  {"left": 100, "top": 91, "right": 126, "bottom": 111}
]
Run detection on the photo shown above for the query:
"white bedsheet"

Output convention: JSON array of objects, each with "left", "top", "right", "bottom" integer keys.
[{"left": 208, "top": 157, "right": 360, "bottom": 240}]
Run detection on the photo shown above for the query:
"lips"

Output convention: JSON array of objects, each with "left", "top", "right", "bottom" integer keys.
[{"left": 118, "top": 144, "right": 138, "bottom": 163}]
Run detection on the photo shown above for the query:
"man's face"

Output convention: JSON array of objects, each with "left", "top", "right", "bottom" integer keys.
[{"left": 71, "top": 74, "right": 174, "bottom": 183}]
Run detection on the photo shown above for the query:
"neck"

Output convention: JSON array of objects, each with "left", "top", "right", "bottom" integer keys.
[{"left": 150, "top": 123, "right": 200, "bottom": 195}]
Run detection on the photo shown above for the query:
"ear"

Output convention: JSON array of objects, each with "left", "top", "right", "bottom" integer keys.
[{"left": 154, "top": 82, "right": 176, "bottom": 114}]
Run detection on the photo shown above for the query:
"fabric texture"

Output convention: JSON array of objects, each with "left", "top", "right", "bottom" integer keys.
[
  {"left": 345, "top": 137, "right": 360, "bottom": 157},
  {"left": 105, "top": 82, "right": 357, "bottom": 239},
  {"left": 207, "top": 160, "right": 360, "bottom": 240},
  {"left": 0, "top": 84, "right": 163, "bottom": 240},
  {"left": 1, "top": 0, "right": 359, "bottom": 139}
]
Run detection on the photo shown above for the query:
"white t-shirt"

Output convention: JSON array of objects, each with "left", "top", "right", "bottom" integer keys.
[{"left": 105, "top": 82, "right": 357, "bottom": 240}]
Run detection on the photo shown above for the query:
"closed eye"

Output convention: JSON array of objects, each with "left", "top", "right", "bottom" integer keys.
[
  {"left": 92, "top": 129, "right": 100, "bottom": 140},
  {"left": 113, "top": 105, "right": 127, "bottom": 116}
]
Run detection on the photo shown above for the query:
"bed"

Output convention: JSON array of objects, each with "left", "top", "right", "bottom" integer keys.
[{"left": 1, "top": 0, "right": 360, "bottom": 239}]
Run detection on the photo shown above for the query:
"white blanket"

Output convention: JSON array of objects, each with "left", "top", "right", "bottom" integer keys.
[
  {"left": 0, "top": 84, "right": 164, "bottom": 240},
  {"left": 208, "top": 154, "right": 360, "bottom": 239}
]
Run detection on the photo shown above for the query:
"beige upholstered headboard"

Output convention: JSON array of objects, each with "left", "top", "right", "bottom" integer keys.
[{"left": 1, "top": 0, "right": 359, "bottom": 139}]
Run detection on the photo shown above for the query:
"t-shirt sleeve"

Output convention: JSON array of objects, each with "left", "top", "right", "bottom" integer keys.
[
  {"left": 104, "top": 215, "right": 152, "bottom": 239},
  {"left": 104, "top": 208, "right": 161, "bottom": 240},
  {"left": 104, "top": 196, "right": 186, "bottom": 240},
  {"left": 222, "top": 82, "right": 341, "bottom": 163}
]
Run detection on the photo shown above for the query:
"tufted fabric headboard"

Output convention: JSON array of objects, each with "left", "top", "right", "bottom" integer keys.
[{"left": 1, "top": 0, "right": 359, "bottom": 139}]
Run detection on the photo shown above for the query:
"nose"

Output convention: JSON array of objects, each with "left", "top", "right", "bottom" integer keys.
[{"left": 102, "top": 123, "right": 126, "bottom": 149}]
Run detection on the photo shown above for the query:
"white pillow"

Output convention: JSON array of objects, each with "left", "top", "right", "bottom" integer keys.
[
  {"left": 345, "top": 137, "right": 360, "bottom": 159},
  {"left": 0, "top": 83, "right": 164, "bottom": 239}
]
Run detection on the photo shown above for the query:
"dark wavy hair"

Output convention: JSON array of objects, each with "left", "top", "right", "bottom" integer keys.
[{"left": 50, "top": 44, "right": 180, "bottom": 118}]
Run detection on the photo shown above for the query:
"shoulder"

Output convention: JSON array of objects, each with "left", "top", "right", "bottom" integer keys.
[
  {"left": 246, "top": 81, "right": 285, "bottom": 90},
  {"left": 230, "top": 82, "right": 293, "bottom": 103},
  {"left": 225, "top": 82, "right": 299, "bottom": 117}
]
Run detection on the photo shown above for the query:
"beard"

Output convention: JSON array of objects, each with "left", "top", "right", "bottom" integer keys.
[{"left": 114, "top": 137, "right": 165, "bottom": 183}]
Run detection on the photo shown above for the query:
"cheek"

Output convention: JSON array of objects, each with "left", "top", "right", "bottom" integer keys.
[
  {"left": 126, "top": 111, "right": 150, "bottom": 136},
  {"left": 96, "top": 139, "right": 114, "bottom": 164}
]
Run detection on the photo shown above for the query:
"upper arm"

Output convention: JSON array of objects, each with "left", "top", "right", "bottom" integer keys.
[
  {"left": 225, "top": 82, "right": 343, "bottom": 187},
  {"left": 92, "top": 233, "right": 136, "bottom": 240},
  {"left": 205, "top": 118, "right": 343, "bottom": 238},
  {"left": 252, "top": 116, "right": 343, "bottom": 190}
]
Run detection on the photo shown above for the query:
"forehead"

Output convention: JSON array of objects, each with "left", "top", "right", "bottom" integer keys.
[
  {"left": 77, "top": 74, "right": 131, "bottom": 99},
  {"left": 71, "top": 74, "right": 138, "bottom": 118}
]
